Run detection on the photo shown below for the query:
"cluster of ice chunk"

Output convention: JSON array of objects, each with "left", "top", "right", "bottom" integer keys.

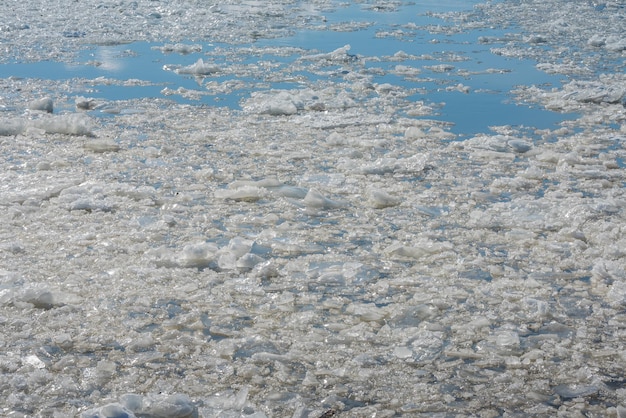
[{"left": 1, "top": 0, "right": 626, "bottom": 417}]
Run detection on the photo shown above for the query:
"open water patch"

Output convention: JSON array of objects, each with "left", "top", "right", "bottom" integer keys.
[{"left": 0, "top": 1, "right": 577, "bottom": 139}]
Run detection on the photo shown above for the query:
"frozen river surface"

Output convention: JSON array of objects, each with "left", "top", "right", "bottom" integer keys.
[{"left": 1, "top": 0, "right": 626, "bottom": 417}]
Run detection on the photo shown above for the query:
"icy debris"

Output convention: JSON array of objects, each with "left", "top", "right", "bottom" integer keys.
[
  {"left": 561, "top": 79, "right": 626, "bottom": 104},
  {"left": 24, "top": 113, "right": 94, "bottom": 136},
  {"left": 553, "top": 384, "right": 601, "bottom": 399},
  {"left": 425, "top": 64, "right": 455, "bottom": 73},
  {"left": 385, "top": 241, "right": 454, "bottom": 260},
  {"left": 0, "top": 118, "right": 25, "bottom": 136},
  {"left": 241, "top": 88, "right": 344, "bottom": 116},
  {"left": 83, "top": 393, "right": 198, "bottom": 418},
  {"left": 75, "top": 96, "right": 99, "bottom": 110},
  {"left": 214, "top": 185, "right": 268, "bottom": 202},
  {"left": 367, "top": 189, "right": 401, "bottom": 208},
  {"left": 83, "top": 139, "right": 121, "bottom": 153},
  {"left": 28, "top": 97, "right": 53, "bottom": 113},
  {"left": 299, "top": 44, "right": 357, "bottom": 63},
  {"left": 177, "top": 242, "right": 219, "bottom": 269},
  {"left": 462, "top": 134, "right": 534, "bottom": 154},
  {"left": 173, "top": 58, "right": 220, "bottom": 76},
  {"left": 0, "top": 285, "right": 80, "bottom": 309},
  {"left": 393, "top": 346, "right": 413, "bottom": 359},
  {"left": 302, "top": 188, "right": 346, "bottom": 209},
  {"left": 154, "top": 43, "right": 202, "bottom": 54},
  {"left": 24, "top": 354, "right": 46, "bottom": 369},
  {"left": 495, "top": 331, "right": 521, "bottom": 350}
]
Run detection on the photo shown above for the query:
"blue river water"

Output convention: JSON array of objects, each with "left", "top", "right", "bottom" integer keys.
[{"left": 0, "top": 0, "right": 574, "bottom": 138}]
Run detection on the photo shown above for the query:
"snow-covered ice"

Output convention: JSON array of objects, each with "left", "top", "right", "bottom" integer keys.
[{"left": 1, "top": 0, "right": 626, "bottom": 417}]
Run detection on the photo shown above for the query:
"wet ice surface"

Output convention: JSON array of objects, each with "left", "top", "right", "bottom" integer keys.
[{"left": 1, "top": 0, "right": 626, "bottom": 417}]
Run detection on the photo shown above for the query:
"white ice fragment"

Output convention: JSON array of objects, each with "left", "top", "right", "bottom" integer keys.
[
  {"left": 608, "top": 281, "right": 626, "bottom": 307},
  {"left": 300, "top": 44, "right": 355, "bottom": 63},
  {"left": 82, "top": 403, "right": 137, "bottom": 418},
  {"left": 368, "top": 189, "right": 401, "bottom": 209},
  {"left": 140, "top": 394, "right": 196, "bottom": 418},
  {"left": 553, "top": 384, "right": 600, "bottom": 399},
  {"left": 119, "top": 394, "right": 143, "bottom": 413},
  {"left": 28, "top": 97, "right": 53, "bottom": 113},
  {"left": 225, "top": 237, "right": 254, "bottom": 258},
  {"left": 605, "top": 36, "right": 626, "bottom": 52},
  {"left": 229, "top": 177, "right": 283, "bottom": 189},
  {"left": 525, "top": 34, "right": 548, "bottom": 44},
  {"left": 178, "top": 242, "right": 219, "bottom": 268},
  {"left": 404, "top": 126, "right": 426, "bottom": 139},
  {"left": 24, "top": 354, "right": 46, "bottom": 369},
  {"left": 75, "top": 97, "right": 99, "bottom": 110},
  {"left": 508, "top": 139, "right": 532, "bottom": 153},
  {"left": 359, "top": 158, "right": 398, "bottom": 175},
  {"left": 22, "top": 288, "right": 56, "bottom": 309},
  {"left": 33, "top": 113, "right": 95, "bottom": 136},
  {"left": 236, "top": 253, "right": 264, "bottom": 270},
  {"left": 346, "top": 302, "right": 387, "bottom": 322},
  {"left": 0, "top": 118, "right": 26, "bottom": 136},
  {"left": 496, "top": 331, "right": 520, "bottom": 349},
  {"left": 155, "top": 43, "right": 202, "bottom": 54},
  {"left": 426, "top": 64, "right": 454, "bottom": 73},
  {"left": 393, "top": 346, "right": 413, "bottom": 359},
  {"left": 214, "top": 186, "right": 267, "bottom": 202},
  {"left": 326, "top": 132, "right": 347, "bottom": 145},
  {"left": 302, "top": 188, "right": 345, "bottom": 209},
  {"left": 175, "top": 58, "right": 219, "bottom": 75},
  {"left": 277, "top": 185, "right": 308, "bottom": 199},
  {"left": 385, "top": 241, "right": 454, "bottom": 259},
  {"left": 392, "top": 65, "right": 421, "bottom": 76},
  {"left": 588, "top": 34, "right": 606, "bottom": 47},
  {"left": 83, "top": 139, "right": 121, "bottom": 153}
]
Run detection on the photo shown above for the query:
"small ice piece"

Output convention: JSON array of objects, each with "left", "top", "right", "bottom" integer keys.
[
  {"left": 214, "top": 186, "right": 267, "bottom": 202},
  {"left": 33, "top": 113, "right": 94, "bottom": 136},
  {"left": 607, "top": 281, "right": 626, "bottom": 307},
  {"left": 144, "top": 394, "right": 196, "bottom": 418},
  {"left": 393, "top": 346, "right": 413, "bottom": 359},
  {"left": 496, "top": 331, "right": 520, "bottom": 349},
  {"left": 385, "top": 241, "right": 453, "bottom": 259},
  {"left": 120, "top": 394, "right": 143, "bottom": 413},
  {"left": 24, "top": 354, "right": 46, "bottom": 369},
  {"left": 426, "top": 64, "right": 454, "bottom": 73},
  {"left": 259, "top": 91, "right": 300, "bottom": 116},
  {"left": 22, "top": 288, "right": 56, "bottom": 309},
  {"left": 75, "top": 97, "right": 99, "bottom": 110},
  {"left": 553, "top": 384, "right": 600, "bottom": 399},
  {"left": 84, "top": 139, "right": 121, "bottom": 153},
  {"left": 508, "top": 139, "right": 532, "bottom": 153},
  {"left": 368, "top": 189, "right": 401, "bottom": 208},
  {"left": 300, "top": 44, "right": 356, "bottom": 63},
  {"left": 605, "top": 35, "right": 626, "bottom": 52},
  {"left": 302, "top": 188, "right": 345, "bottom": 209},
  {"left": 236, "top": 253, "right": 264, "bottom": 270},
  {"left": 0, "top": 118, "right": 25, "bottom": 136},
  {"left": 178, "top": 242, "right": 219, "bottom": 268},
  {"left": 588, "top": 34, "right": 606, "bottom": 47},
  {"left": 156, "top": 43, "right": 202, "bottom": 54},
  {"left": 175, "top": 58, "right": 220, "bottom": 75},
  {"left": 82, "top": 403, "right": 137, "bottom": 418},
  {"left": 28, "top": 97, "right": 53, "bottom": 113},
  {"left": 404, "top": 126, "right": 426, "bottom": 139},
  {"left": 525, "top": 34, "right": 548, "bottom": 44}
]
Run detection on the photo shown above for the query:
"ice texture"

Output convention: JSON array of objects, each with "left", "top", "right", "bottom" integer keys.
[{"left": 1, "top": 0, "right": 626, "bottom": 417}]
